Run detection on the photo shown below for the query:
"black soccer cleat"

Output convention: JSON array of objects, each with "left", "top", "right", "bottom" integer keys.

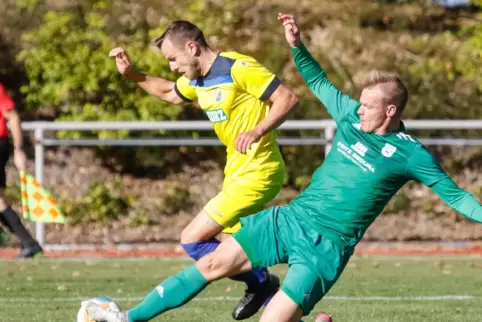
[
  {"left": 15, "top": 244, "right": 43, "bottom": 259},
  {"left": 231, "top": 273, "right": 280, "bottom": 320}
]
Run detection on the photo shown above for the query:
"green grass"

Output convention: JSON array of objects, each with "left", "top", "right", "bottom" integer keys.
[{"left": 1, "top": 256, "right": 482, "bottom": 321}]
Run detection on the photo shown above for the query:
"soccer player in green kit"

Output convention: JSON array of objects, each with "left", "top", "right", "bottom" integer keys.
[{"left": 83, "top": 13, "right": 482, "bottom": 322}]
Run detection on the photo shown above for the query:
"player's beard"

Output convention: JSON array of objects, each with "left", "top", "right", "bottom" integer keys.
[{"left": 184, "top": 60, "right": 201, "bottom": 80}]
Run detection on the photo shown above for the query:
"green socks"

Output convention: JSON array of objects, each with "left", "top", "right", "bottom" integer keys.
[{"left": 127, "top": 264, "right": 208, "bottom": 322}]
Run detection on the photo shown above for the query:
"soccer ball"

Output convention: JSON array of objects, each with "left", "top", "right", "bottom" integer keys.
[{"left": 77, "top": 297, "right": 121, "bottom": 322}]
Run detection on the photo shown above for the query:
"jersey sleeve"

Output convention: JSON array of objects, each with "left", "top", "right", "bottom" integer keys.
[
  {"left": 406, "top": 144, "right": 447, "bottom": 187},
  {"left": 0, "top": 84, "right": 15, "bottom": 113},
  {"left": 407, "top": 144, "right": 482, "bottom": 221},
  {"left": 231, "top": 57, "right": 281, "bottom": 101},
  {"left": 174, "top": 76, "right": 197, "bottom": 102},
  {"left": 291, "top": 43, "right": 360, "bottom": 123}
]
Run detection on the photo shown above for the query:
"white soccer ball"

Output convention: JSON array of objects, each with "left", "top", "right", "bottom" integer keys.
[{"left": 77, "top": 297, "right": 121, "bottom": 322}]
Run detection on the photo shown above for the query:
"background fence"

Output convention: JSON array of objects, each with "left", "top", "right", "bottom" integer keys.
[{"left": 21, "top": 119, "right": 482, "bottom": 246}]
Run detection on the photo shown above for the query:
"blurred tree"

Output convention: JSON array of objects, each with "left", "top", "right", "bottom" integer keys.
[
  {"left": 17, "top": 4, "right": 184, "bottom": 126},
  {"left": 455, "top": 0, "right": 482, "bottom": 92},
  {"left": 2, "top": 0, "right": 480, "bottom": 183}
]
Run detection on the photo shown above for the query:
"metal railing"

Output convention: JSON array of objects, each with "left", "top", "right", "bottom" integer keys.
[{"left": 20, "top": 119, "right": 482, "bottom": 246}]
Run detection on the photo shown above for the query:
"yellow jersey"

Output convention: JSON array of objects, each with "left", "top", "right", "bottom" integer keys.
[{"left": 174, "top": 51, "right": 284, "bottom": 187}]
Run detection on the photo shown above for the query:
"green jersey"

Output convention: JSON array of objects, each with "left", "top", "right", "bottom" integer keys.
[{"left": 288, "top": 43, "right": 482, "bottom": 246}]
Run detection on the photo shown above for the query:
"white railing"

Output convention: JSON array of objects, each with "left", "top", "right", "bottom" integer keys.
[{"left": 20, "top": 119, "right": 482, "bottom": 246}]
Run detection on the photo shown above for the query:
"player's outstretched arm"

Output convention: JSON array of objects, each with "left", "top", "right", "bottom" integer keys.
[
  {"left": 407, "top": 145, "right": 482, "bottom": 222},
  {"left": 431, "top": 178, "right": 482, "bottom": 222},
  {"left": 109, "top": 47, "right": 184, "bottom": 105},
  {"left": 277, "top": 13, "right": 359, "bottom": 123}
]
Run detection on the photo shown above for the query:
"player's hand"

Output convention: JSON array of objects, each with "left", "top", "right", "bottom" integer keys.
[
  {"left": 235, "top": 129, "right": 263, "bottom": 154},
  {"left": 109, "top": 47, "right": 135, "bottom": 79},
  {"left": 277, "top": 13, "right": 301, "bottom": 47},
  {"left": 13, "top": 148, "right": 27, "bottom": 171}
]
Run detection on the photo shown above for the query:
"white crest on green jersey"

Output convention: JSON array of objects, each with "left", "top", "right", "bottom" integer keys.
[{"left": 381, "top": 143, "right": 397, "bottom": 158}]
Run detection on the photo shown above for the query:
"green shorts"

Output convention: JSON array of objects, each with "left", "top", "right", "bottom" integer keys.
[{"left": 233, "top": 206, "right": 354, "bottom": 315}]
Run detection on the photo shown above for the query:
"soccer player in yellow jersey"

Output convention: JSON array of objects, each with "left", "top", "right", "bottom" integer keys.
[{"left": 109, "top": 20, "right": 298, "bottom": 320}]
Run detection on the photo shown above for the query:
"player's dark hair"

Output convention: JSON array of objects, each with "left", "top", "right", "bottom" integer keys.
[
  {"left": 154, "top": 20, "right": 209, "bottom": 49},
  {"left": 362, "top": 70, "right": 408, "bottom": 114}
]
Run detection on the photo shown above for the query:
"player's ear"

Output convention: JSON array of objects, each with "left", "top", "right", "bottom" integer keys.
[
  {"left": 386, "top": 104, "right": 397, "bottom": 117},
  {"left": 186, "top": 41, "right": 198, "bottom": 57}
]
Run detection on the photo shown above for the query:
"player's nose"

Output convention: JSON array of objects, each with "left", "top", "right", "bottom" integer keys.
[
  {"left": 358, "top": 105, "right": 364, "bottom": 115},
  {"left": 169, "top": 62, "right": 178, "bottom": 72}
]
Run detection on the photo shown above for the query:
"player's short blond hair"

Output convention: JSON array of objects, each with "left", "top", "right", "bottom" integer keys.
[{"left": 361, "top": 70, "right": 408, "bottom": 113}]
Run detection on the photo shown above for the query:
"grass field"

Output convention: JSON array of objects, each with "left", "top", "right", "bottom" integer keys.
[{"left": 1, "top": 256, "right": 482, "bottom": 321}]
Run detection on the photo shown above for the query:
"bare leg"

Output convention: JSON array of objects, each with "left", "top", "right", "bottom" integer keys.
[{"left": 260, "top": 290, "right": 304, "bottom": 322}]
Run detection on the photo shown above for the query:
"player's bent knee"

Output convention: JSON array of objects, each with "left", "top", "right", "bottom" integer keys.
[
  {"left": 195, "top": 235, "right": 252, "bottom": 281},
  {"left": 196, "top": 253, "right": 230, "bottom": 282}
]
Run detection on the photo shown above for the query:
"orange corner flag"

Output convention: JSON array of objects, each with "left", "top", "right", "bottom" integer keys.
[{"left": 20, "top": 171, "right": 65, "bottom": 224}]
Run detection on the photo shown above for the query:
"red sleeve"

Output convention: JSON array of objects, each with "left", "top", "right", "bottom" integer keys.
[{"left": 0, "top": 84, "right": 15, "bottom": 113}]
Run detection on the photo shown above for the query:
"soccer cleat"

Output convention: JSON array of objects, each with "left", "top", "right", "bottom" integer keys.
[
  {"left": 231, "top": 273, "right": 280, "bottom": 320},
  {"left": 82, "top": 300, "right": 128, "bottom": 322},
  {"left": 15, "top": 244, "right": 43, "bottom": 259}
]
